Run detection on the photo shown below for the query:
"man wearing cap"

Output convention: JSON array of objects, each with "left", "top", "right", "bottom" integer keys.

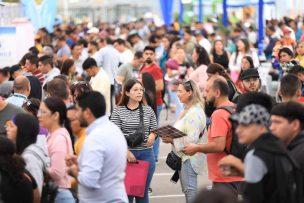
[
  {"left": 87, "top": 27, "right": 99, "bottom": 41},
  {"left": 194, "top": 30, "right": 211, "bottom": 54},
  {"left": 239, "top": 68, "right": 261, "bottom": 93},
  {"left": 219, "top": 104, "right": 302, "bottom": 203}
]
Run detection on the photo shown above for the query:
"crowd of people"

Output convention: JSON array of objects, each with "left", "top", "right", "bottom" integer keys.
[{"left": 0, "top": 14, "right": 304, "bottom": 203}]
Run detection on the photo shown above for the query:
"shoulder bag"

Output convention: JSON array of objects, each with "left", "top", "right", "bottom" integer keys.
[{"left": 126, "top": 104, "right": 145, "bottom": 148}]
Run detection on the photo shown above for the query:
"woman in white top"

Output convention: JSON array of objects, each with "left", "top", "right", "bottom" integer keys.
[{"left": 229, "top": 38, "right": 259, "bottom": 82}]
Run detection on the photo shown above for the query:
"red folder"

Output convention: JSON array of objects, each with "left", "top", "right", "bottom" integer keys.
[{"left": 124, "top": 160, "right": 149, "bottom": 197}]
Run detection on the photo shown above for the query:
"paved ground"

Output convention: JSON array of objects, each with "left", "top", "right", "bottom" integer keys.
[{"left": 149, "top": 109, "right": 211, "bottom": 203}]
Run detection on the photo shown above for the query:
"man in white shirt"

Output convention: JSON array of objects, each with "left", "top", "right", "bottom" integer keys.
[
  {"left": 71, "top": 43, "right": 85, "bottom": 78},
  {"left": 82, "top": 58, "right": 111, "bottom": 115},
  {"left": 113, "top": 38, "right": 134, "bottom": 64},
  {"left": 194, "top": 30, "right": 211, "bottom": 54},
  {"left": 38, "top": 55, "right": 60, "bottom": 87},
  {"left": 66, "top": 91, "right": 128, "bottom": 203},
  {"left": 88, "top": 40, "right": 99, "bottom": 59}
]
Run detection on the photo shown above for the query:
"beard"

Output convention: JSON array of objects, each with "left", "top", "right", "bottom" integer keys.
[
  {"left": 204, "top": 100, "right": 216, "bottom": 118},
  {"left": 205, "top": 96, "right": 216, "bottom": 107},
  {"left": 145, "top": 58, "right": 153, "bottom": 64},
  {"left": 79, "top": 116, "right": 88, "bottom": 128}
]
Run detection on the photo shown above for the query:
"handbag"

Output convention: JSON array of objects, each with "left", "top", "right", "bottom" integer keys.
[
  {"left": 126, "top": 104, "right": 145, "bottom": 148},
  {"left": 166, "top": 151, "right": 182, "bottom": 171},
  {"left": 124, "top": 161, "right": 149, "bottom": 197}
]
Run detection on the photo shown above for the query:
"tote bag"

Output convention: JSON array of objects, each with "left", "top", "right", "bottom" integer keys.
[{"left": 124, "top": 160, "right": 149, "bottom": 197}]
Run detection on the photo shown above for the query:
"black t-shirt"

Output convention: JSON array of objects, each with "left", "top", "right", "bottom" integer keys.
[
  {"left": 213, "top": 52, "right": 229, "bottom": 69},
  {"left": 0, "top": 170, "right": 37, "bottom": 203}
]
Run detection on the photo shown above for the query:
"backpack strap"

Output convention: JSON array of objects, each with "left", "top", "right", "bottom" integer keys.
[
  {"left": 216, "top": 105, "right": 236, "bottom": 115},
  {"left": 215, "top": 105, "right": 236, "bottom": 154},
  {"left": 24, "top": 148, "right": 47, "bottom": 172}
]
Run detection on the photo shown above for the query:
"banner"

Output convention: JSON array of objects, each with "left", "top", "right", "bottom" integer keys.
[
  {"left": 0, "top": 27, "right": 18, "bottom": 68},
  {"left": 20, "top": 0, "right": 57, "bottom": 32},
  {"left": 0, "top": 22, "right": 35, "bottom": 68}
]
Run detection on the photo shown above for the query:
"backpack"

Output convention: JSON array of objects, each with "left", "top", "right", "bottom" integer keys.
[
  {"left": 213, "top": 106, "right": 247, "bottom": 159},
  {"left": 273, "top": 153, "right": 304, "bottom": 203},
  {"left": 253, "top": 135, "right": 304, "bottom": 203}
]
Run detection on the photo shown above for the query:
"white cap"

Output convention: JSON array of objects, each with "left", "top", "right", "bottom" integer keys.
[{"left": 87, "top": 27, "right": 99, "bottom": 34}]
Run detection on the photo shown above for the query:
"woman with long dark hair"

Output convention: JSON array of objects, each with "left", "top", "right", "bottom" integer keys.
[
  {"left": 210, "top": 40, "right": 230, "bottom": 70},
  {"left": 235, "top": 56, "right": 255, "bottom": 93},
  {"left": 229, "top": 38, "right": 259, "bottom": 82},
  {"left": 111, "top": 78, "right": 157, "bottom": 203},
  {"left": 61, "top": 59, "right": 77, "bottom": 84},
  {"left": 141, "top": 72, "right": 157, "bottom": 116},
  {"left": 0, "top": 136, "right": 40, "bottom": 203},
  {"left": 38, "top": 97, "right": 74, "bottom": 203},
  {"left": 6, "top": 113, "right": 49, "bottom": 195},
  {"left": 190, "top": 45, "right": 211, "bottom": 95}
]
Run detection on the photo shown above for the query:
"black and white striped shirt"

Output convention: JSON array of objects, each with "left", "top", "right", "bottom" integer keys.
[{"left": 111, "top": 104, "right": 157, "bottom": 150}]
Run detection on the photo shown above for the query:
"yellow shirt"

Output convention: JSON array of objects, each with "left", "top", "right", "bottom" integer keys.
[
  {"left": 296, "top": 55, "right": 304, "bottom": 68},
  {"left": 74, "top": 128, "right": 86, "bottom": 156},
  {"left": 71, "top": 128, "right": 86, "bottom": 189}
]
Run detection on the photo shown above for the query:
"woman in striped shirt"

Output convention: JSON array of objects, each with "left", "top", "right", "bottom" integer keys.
[{"left": 111, "top": 78, "right": 157, "bottom": 203}]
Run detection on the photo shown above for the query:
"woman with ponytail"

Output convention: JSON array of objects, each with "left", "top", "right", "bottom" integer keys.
[{"left": 38, "top": 97, "right": 74, "bottom": 203}]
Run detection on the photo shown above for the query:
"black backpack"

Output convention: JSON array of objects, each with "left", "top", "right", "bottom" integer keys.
[
  {"left": 253, "top": 135, "right": 304, "bottom": 203},
  {"left": 273, "top": 153, "right": 304, "bottom": 203},
  {"left": 213, "top": 106, "right": 247, "bottom": 159}
]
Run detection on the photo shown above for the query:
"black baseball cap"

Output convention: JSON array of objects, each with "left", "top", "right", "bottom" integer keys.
[{"left": 240, "top": 68, "right": 260, "bottom": 81}]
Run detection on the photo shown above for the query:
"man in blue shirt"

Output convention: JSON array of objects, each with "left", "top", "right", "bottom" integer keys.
[
  {"left": 6, "top": 75, "right": 30, "bottom": 107},
  {"left": 66, "top": 91, "right": 128, "bottom": 203}
]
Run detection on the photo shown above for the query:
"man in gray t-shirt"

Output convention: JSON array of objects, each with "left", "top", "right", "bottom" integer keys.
[
  {"left": 0, "top": 99, "right": 24, "bottom": 136},
  {"left": 116, "top": 51, "right": 144, "bottom": 84}
]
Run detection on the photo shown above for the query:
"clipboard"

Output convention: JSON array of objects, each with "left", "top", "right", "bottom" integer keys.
[{"left": 151, "top": 125, "right": 187, "bottom": 138}]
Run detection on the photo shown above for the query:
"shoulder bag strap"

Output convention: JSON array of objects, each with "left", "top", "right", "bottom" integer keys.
[{"left": 139, "top": 103, "right": 144, "bottom": 128}]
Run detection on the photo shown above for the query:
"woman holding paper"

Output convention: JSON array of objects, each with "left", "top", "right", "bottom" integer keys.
[
  {"left": 161, "top": 79, "right": 207, "bottom": 203},
  {"left": 111, "top": 78, "right": 157, "bottom": 203}
]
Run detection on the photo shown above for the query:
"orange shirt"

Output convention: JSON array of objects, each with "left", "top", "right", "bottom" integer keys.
[
  {"left": 207, "top": 102, "right": 244, "bottom": 182},
  {"left": 299, "top": 96, "right": 304, "bottom": 103}
]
